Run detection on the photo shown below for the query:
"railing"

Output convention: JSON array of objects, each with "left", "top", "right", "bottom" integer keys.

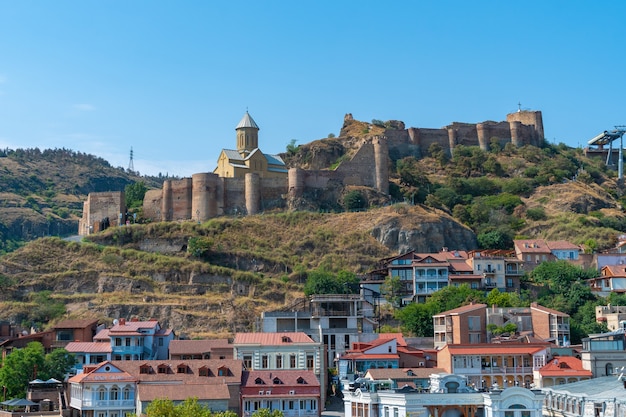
[
  {"left": 80, "top": 399, "right": 135, "bottom": 408},
  {"left": 111, "top": 345, "right": 144, "bottom": 354}
]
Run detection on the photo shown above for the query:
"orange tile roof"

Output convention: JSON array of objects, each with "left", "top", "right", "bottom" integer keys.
[
  {"left": 531, "top": 303, "right": 569, "bottom": 317},
  {"left": 138, "top": 383, "right": 230, "bottom": 401},
  {"left": 443, "top": 343, "right": 549, "bottom": 355},
  {"left": 65, "top": 341, "right": 112, "bottom": 354},
  {"left": 539, "top": 356, "right": 592, "bottom": 377},
  {"left": 52, "top": 319, "right": 98, "bottom": 329},
  {"left": 168, "top": 339, "right": 232, "bottom": 355},
  {"left": 233, "top": 332, "right": 316, "bottom": 345},
  {"left": 434, "top": 303, "right": 487, "bottom": 316}
]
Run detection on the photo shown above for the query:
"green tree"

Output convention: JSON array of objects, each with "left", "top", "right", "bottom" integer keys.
[
  {"left": 187, "top": 236, "right": 214, "bottom": 258},
  {"left": 381, "top": 276, "right": 403, "bottom": 308},
  {"left": 343, "top": 190, "right": 367, "bottom": 211},
  {"left": 125, "top": 181, "right": 148, "bottom": 209},
  {"left": 252, "top": 409, "right": 284, "bottom": 417},
  {"left": 394, "top": 302, "right": 436, "bottom": 337},
  {"left": 0, "top": 342, "right": 46, "bottom": 398},
  {"left": 426, "top": 284, "right": 485, "bottom": 313},
  {"left": 144, "top": 398, "right": 176, "bottom": 417},
  {"left": 41, "top": 348, "right": 76, "bottom": 381},
  {"left": 286, "top": 139, "right": 299, "bottom": 155},
  {"left": 303, "top": 268, "right": 359, "bottom": 296}
]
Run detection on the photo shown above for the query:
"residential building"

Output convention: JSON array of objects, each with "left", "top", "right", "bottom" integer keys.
[
  {"left": 342, "top": 372, "right": 545, "bottom": 417},
  {"left": 542, "top": 376, "right": 626, "bottom": 417},
  {"left": 232, "top": 332, "right": 325, "bottom": 405},
  {"left": 261, "top": 293, "right": 376, "bottom": 369},
  {"left": 433, "top": 303, "right": 570, "bottom": 349},
  {"left": 337, "top": 334, "right": 434, "bottom": 385},
  {"left": 50, "top": 319, "right": 100, "bottom": 349},
  {"left": 65, "top": 341, "right": 112, "bottom": 373},
  {"left": 580, "top": 326, "right": 626, "bottom": 377},
  {"left": 95, "top": 318, "right": 174, "bottom": 361},
  {"left": 68, "top": 359, "right": 243, "bottom": 417},
  {"left": 433, "top": 303, "right": 487, "bottom": 349},
  {"left": 596, "top": 305, "right": 626, "bottom": 331},
  {"left": 68, "top": 361, "right": 137, "bottom": 417},
  {"left": 436, "top": 343, "right": 551, "bottom": 389},
  {"left": 367, "top": 249, "right": 523, "bottom": 306},
  {"left": 168, "top": 339, "right": 233, "bottom": 360},
  {"left": 589, "top": 265, "right": 626, "bottom": 297},
  {"left": 514, "top": 239, "right": 586, "bottom": 270},
  {"left": 532, "top": 356, "right": 591, "bottom": 388},
  {"left": 529, "top": 303, "right": 570, "bottom": 347},
  {"left": 241, "top": 370, "right": 321, "bottom": 417}
]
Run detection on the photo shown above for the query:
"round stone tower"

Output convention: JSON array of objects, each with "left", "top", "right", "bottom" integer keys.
[
  {"left": 162, "top": 180, "right": 172, "bottom": 221},
  {"left": 245, "top": 172, "right": 261, "bottom": 215},
  {"left": 192, "top": 173, "right": 219, "bottom": 221},
  {"left": 476, "top": 123, "right": 490, "bottom": 151},
  {"left": 288, "top": 168, "right": 305, "bottom": 198},
  {"left": 236, "top": 111, "right": 260, "bottom": 155},
  {"left": 373, "top": 136, "right": 389, "bottom": 195}
]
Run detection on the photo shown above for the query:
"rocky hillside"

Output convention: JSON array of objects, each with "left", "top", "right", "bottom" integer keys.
[{"left": 0, "top": 205, "right": 475, "bottom": 338}]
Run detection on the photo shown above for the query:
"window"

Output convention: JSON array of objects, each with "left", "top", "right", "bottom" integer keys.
[
  {"left": 177, "top": 365, "right": 188, "bottom": 374},
  {"left": 98, "top": 387, "right": 106, "bottom": 401},
  {"left": 123, "top": 386, "right": 131, "bottom": 400},
  {"left": 307, "top": 354, "right": 314, "bottom": 370},
  {"left": 468, "top": 316, "right": 480, "bottom": 331},
  {"left": 115, "top": 338, "right": 122, "bottom": 346},
  {"left": 290, "top": 354, "right": 297, "bottom": 368},
  {"left": 158, "top": 338, "right": 164, "bottom": 347},
  {"left": 218, "top": 366, "right": 229, "bottom": 376},
  {"left": 276, "top": 355, "right": 283, "bottom": 369},
  {"left": 125, "top": 338, "right": 131, "bottom": 346},
  {"left": 158, "top": 365, "right": 169, "bottom": 374},
  {"left": 262, "top": 355, "right": 269, "bottom": 369},
  {"left": 140, "top": 365, "right": 151, "bottom": 374},
  {"left": 469, "top": 333, "right": 481, "bottom": 343},
  {"left": 507, "top": 278, "right": 514, "bottom": 288},
  {"left": 199, "top": 367, "right": 209, "bottom": 377},
  {"left": 110, "top": 386, "right": 119, "bottom": 400},
  {"left": 243, "top": 355, "right": 252, "bottom": 369}
]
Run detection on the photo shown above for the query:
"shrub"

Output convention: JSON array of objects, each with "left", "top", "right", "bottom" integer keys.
[
  {"left": 526, "top": 207, "right": 547, "bottom": 221},
  {"left": 343, "top": 190, "right": 367, "bottom": 211}
]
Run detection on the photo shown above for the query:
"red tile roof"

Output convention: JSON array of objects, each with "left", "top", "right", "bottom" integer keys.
[
  {"left": 168, "top": 339, "right": 231, "bottom": 355},
  {"left": 539, "top": 356, "right": 592, "bottom": 377},
  {"left": 241, "top": 370, "right": 320, "bottom": 397},
  {"left": 65, "top": 341, "right": 112, "bottom": 354},
  {"left": 443, "top": 343, "right": 550, "bottom": 355},
  {"left": 233, "top": 332, "right": 316, "bottom": 345},
  {"left": 112, "top": 359, "right": 243, "bottom": 384},
  {"left": 434, "top": 303, "right": 487, "bottom": 316},
  {"left": 138, "top": 383, "right": 231, "bottom": 401},
  {"left": 530, "top": 303, "right": 570, "bottom": 317},
  {"left": 52, "top": 319, "right": 98, "bottom": 329}
]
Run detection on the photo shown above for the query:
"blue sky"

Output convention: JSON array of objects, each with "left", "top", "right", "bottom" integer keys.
[{"left": 1, "top": 1, "right": 625, "bottom": 177}]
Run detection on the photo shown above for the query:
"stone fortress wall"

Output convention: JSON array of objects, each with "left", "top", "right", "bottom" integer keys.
[{"left": 80, "top": 110, "right": 543, "bottom": 233}]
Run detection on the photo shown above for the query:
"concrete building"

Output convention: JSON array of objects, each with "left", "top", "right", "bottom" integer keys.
[
  {"left": 433, "top": 303, "right": 570, "bottom": 349},
  {"left": 261, "top": 293, "right": 377, "bottom": 370}
]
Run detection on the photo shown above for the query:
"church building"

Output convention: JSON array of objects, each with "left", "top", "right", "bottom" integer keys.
[{"left": 213, "top": 111, "right": 287, "bottom": 179}]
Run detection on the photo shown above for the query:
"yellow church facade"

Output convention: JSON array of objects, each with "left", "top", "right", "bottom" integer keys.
[{"left": 213, "top": 112, "right": 288, "bottom": 179}]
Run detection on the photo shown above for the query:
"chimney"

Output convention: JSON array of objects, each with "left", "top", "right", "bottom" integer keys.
[{"left": 120, "top": 318, "right": 126, "bottom": 325}]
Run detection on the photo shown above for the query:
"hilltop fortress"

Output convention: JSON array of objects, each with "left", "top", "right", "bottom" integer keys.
[{"left": 79, "top": 109, "right": 544, "bottom": 233}]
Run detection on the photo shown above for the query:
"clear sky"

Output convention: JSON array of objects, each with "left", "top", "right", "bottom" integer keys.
[{"left": 1, "top": 1, "right": 624, "bottom": 177}]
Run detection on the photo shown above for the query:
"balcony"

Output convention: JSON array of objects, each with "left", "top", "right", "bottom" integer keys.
[
  {"left": 77, "top": 399, "right": 135, "bottom": 408},
  {"left": 112, "top": 345, "right": 144, "bottom": 354}
]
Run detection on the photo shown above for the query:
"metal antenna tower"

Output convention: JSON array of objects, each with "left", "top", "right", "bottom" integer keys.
[{"left": 128, "top": 147, "right": 135, "bottom": 172}]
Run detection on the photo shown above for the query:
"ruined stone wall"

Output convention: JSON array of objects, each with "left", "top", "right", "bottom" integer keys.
[
  {"left": 507, "top": 110, "right": 544, "bottom": 146},
  {"left": 258, "top": 177, "right": 288, "bottom": 211},
  {"left": 143, "top": 189, "right": 162, "bottom": 221},
  {"left": 79, "top": 191, "right": 125, "bottom": 235},
  {"left": 222, "top": 177, "right": 246, "bottom": 215},
  {"left": 336, "top": 142, "right": 377, "bottom": 187},
  {"left": 408, "top": 127, "right": 450, "bottom": 157}
]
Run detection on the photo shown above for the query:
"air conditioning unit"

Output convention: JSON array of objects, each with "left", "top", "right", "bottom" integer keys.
[{"left": 289, "top": 390, "right": 295, "bottom": 395}]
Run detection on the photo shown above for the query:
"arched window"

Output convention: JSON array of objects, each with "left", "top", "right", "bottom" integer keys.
[
  {"left": 98, "top": 387, "right": 107, "bottom": 401},
  {"left": 123, "top": 386, "right": 131, "bottom": 400},
  {"left": 110, "top": 386, "right": 119, "bottom": 401}
]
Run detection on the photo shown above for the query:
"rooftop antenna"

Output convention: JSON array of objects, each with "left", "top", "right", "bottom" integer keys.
[{"left": 128, "top": 147, "right": 135, "bottom": 172}]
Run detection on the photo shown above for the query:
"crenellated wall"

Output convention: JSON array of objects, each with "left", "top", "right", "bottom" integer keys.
[{"left": 84, "top": 110, "right": 544, "bottom": 227}]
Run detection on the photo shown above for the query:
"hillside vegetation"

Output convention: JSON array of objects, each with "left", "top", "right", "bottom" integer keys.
[{"left": 2, "top": 116, "right": 626, "bottom": 338}]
